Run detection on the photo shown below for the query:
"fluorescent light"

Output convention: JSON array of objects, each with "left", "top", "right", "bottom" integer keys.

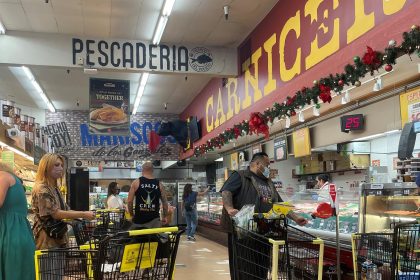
[
  {"left": 152, "top": 16, "right": 168, "bottom": 45},
  {"left": 22, "top": 66, "right": 34, "bottom": 81},
  {"left": 215, "top": 157, "right": 223, "bottom": 162},
  {"left": 353, "top": 129, "right": 401, "bottom": 141},
  {"left": 22, "top": 66, "right": 56, "bottom": 113},
  {"left": 0, "top": 20, "right": 5, "bottom": 34},
  {"left": 0, "top": 141, "right": 34, "bottom": 162},
  {"left": 132, "top": 73, "right": 150, "bottom": 115},
  {"left": 162, "top": 0, "right": 176, "bottom": 16}
]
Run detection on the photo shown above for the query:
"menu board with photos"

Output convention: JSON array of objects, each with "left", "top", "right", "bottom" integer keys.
[{"left": 274, "top": 136, "right": 287, "bottom": 161}]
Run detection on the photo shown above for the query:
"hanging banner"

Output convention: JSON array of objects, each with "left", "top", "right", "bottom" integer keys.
[
  {"left": 1, "top": 151, "right": 14, "bottom": 170},
  {"left": 89, "top": 78, "right": 130, "bottom": 136},
  {"left": 292, "top": 127, "right": 311, "bottom": 158},
  {"left": 399, "top": 86, "right": 420, "bottom": 126},
  {"left": 274, "top": 136, "right": 288, "bottom": 161}
]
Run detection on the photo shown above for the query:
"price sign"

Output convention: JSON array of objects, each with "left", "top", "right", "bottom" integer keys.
[{"left": 329, "top": 183, "right": 337, "bottom": 203}]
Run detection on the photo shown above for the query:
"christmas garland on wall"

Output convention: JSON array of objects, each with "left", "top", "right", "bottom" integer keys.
[{"left": 194, "top": 25, "right": 420, "bottom": 156}]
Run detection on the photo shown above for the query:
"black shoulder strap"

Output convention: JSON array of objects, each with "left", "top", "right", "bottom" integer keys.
[{"left": 54, "top": 187, "right": 65, "bottom": 210}]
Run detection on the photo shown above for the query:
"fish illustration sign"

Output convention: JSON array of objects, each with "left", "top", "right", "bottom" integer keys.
[{"left": 189, "top": 47, "right": 213, "bottom": 72}]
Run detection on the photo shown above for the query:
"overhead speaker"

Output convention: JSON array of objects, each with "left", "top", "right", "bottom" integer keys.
[{"left": 398, "top": 122, "right": 416, "bottom": 160}]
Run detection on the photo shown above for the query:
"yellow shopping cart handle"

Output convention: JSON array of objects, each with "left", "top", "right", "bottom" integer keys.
[{"left": 127, "top": 226, "right": 179, "bottom": 236}]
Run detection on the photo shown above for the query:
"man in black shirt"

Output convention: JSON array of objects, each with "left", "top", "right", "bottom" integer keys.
[
  {"left": 221, "top": 152, "right": 307, "bottom": 280},
  {"left": 128, "top": 161, "right": 168, "bottom": 228}
]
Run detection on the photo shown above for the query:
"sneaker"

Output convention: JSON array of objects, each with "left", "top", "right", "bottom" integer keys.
[
  {"left": 190, "top": 236, "right": 196, "bottom": 241},
  {"left": 187, "top": 236, "right": 191, "bottom": 241}
]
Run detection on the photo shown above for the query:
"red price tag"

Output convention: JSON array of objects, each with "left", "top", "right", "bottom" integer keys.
[{"left": 329, "top": 184, "right": 337, "bottom": 203}]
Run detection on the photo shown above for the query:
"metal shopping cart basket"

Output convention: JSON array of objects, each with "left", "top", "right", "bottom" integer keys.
[
  {"left": 352, "top": 222, "right": 419, "bottom": 280},
  {"left": 35, "top": 227, "right": 183, "bottom": 280},
  {"left": 232, "top": 215, "right": 324, "bottom": 280},
  {"left": 35, "top": 247, "right": 98, "bottom": 280},
  {"left": 72, "top": 209, "right": 127, "bottom": 246}
]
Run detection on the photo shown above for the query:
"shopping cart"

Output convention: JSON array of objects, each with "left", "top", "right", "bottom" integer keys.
[
  {"left": 35, "top": 226, "right": 183, "bottom": 280},
  {"left": 393, "top": 223, "right": 419, "bottom": 279},
  {"left": 232, "top": 216, "right": 324, "bottom": 280},
  {"left": 71, "top": 209, "right": 127, "bottom": 246},
  {"left": 352, "top": 222, "right": 419, "bottom": 280},
  {"left": 351, "top": 232, "right": 394, "bottom": 280}
]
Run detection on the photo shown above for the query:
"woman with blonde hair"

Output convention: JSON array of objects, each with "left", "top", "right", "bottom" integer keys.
[
  {"left": 32, "top": 153, "right": 95, "bottom": 250},
  {"left": 0, "top": 162, "right": 35, "bottom": 280}
]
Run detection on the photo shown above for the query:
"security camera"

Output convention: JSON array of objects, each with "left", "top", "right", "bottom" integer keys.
[
  {"left": 164, "top": 103, "right": 167, "bottom": 110},
  {"left": 45, "top": 0, "right": 49, "bottom": 3},
  {"left": 6, "top": 128, "right": 19, "bottom": 138},
  {"left": 224, "top": 5, "right": 229, "bottom": 20}
]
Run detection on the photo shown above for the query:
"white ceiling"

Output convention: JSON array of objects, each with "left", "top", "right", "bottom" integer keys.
[{"left": 0, "top": 0, "right": 279, "bottom": 113}]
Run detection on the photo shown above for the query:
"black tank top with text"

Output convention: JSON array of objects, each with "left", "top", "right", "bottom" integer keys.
[{"left": 134, "top": 176, "right": 161, "bottom": 224}]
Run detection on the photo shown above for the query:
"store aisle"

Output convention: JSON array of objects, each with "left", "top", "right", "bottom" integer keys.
[{"left": 173, "top": 235, "right": 230, "bottom": 280}]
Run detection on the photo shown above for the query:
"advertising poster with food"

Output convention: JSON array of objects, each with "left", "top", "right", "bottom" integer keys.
[
  {"left": 274, "top": 135, "right": 287, "bottom": 161},
  {"left": 400, "top": 87, "right": 420, "bottom": 126},
  {"left": 89, "top": 78, "right": 130, "bottom": 135}
]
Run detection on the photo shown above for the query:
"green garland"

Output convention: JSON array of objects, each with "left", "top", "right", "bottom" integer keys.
[{"left": 194, "top": 25, "right": 420, "bottom": 156}]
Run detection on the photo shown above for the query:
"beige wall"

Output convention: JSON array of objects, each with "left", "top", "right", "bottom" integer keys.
[{"left": 311, "top": 95, "right": 401, "bottom": 149}]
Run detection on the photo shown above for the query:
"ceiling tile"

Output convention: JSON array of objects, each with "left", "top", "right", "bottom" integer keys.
[{"left": 0, "top": 3, "right": 31, "bottom": 30}]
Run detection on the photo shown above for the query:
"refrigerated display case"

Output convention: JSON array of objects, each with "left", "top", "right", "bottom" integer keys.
[
  {"left": 197, "top": 192, "right": 223, "bottom": 225},
  {"left": 279, "top": 187, "right": 360, "bottom": 247},
  {"left": 360, "top": 182, "right": 420, "bottom": 233}
]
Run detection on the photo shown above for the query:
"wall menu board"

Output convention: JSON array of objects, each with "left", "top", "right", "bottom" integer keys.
[
  {"left": 399, "top": 86, "right": 420, "bottom": 126},
  {"left": 89, "top": 78, "right": 130, "bottom": 135},
  {"left": 274, "top": 136, "right": 287, "bottom": 161},
  {"left": 292, "top": 127, "right": 311, "bottom": 158}
]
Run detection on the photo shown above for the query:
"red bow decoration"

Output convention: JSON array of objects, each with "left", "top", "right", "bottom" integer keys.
[
  {"left": 249, "top": 112, "right": 269, "bottom": 139},
  {"left": 319, "top": 84, "right": 332, "bottom": 103},
  {"left": 362, "top": 46, "right": 381, "bottom": 73}
]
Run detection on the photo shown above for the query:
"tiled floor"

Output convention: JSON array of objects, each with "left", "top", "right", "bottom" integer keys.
[{"left": 174, "top": 235, "right": 231, "bottom": 279}]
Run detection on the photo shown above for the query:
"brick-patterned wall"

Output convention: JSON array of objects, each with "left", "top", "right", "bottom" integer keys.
[{"left": 45, "top": 110, "right": 180, "bottom": 161}]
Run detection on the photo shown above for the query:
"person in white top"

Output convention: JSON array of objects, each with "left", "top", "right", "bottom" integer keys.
[
  {"left": 316, "top": 174, "right": 331, "bottom": 202},
  {"left": 107, "top": 182, "right": 125, "bottom": 209}
]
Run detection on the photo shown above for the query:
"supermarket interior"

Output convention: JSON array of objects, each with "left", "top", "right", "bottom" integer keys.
[{"left": 0, "top": 0, "right": 420, "bottom": 279}]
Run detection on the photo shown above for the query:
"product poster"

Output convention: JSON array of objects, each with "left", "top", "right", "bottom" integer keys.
[
  {"left": 274, "top": 135, "right": 288, "bottom": 161},
  {"left": 292, "top": 127, "right": 311, "bottom": 158},
  {"left": 89, "top": 78, "right": 130, "bottom": 135},
  {"left": 230, "top": 152, "right": 238, "bottom": 170},
  {"left": 400, "top": 86, "right": 420, "bottom": 126},
  {"left": 1, "top": 151, "right": 14, "bottom": 170}
]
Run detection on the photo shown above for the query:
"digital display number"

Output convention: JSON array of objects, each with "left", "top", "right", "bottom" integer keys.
[{"left": 340, "top": 114, "right": 364, "bottom": 133}]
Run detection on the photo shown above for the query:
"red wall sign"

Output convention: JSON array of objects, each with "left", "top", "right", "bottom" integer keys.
[
  {"left": 181, "top": 0, "right": 419, "bottom": 158},
  {"left": 329, "top": 183, "right": 337, "bottom": 203}
]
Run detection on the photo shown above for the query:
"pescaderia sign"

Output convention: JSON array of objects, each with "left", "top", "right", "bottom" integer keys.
[{"left": 180, "top": 0, "right": 417, "bottom": 149}]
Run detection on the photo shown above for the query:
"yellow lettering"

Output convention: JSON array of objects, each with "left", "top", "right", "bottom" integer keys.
[
  {"left": 347, "top": 0, "right": 374, "bottom": 44},
  {"left": 214, "top": 89, "right": 226, "bottom": 128},
  {"left": 206, "top": 95, "right": 214, "bottom": 132},
  {"left": 226, "top": 78, "right": 240, "bottom": 120},
  {"left": 263, "top": 34, "right": 277, "bottom": 96},
  {"left": 242, "top": 48, "right": 262, "bottom": 110},
  {"left": 383, "top": 0, "right": 406, "bottom": 15},
  {"left": 305, "top": 1, "right": 340, "bottom": 70},
  {"left": 279, "top": 11, "right": 301, "bottom": 82}
]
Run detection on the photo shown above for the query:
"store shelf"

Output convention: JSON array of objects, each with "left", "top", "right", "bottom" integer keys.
[{"left": 296, "top": 168, "right": 366, "bottom": 177}]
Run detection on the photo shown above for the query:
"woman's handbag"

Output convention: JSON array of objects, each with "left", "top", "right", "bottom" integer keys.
[{"left": 42, "top": 188, "right": 68, "bottom": 239}]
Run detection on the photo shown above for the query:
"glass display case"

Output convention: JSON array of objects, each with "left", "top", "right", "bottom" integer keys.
[
  {"left": 197, "top": 192, "right": 223, "bottom": 225},
  {"left": 278, "top": 187, "right": 360, "bottom": 247},
  {"left": 360, "top": 182, "right": 420, "bottom": 233}
]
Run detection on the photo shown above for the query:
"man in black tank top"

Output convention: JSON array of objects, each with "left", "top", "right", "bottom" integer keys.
[{"left": 127, "top": 161, "right": 168, "bottom": 228}]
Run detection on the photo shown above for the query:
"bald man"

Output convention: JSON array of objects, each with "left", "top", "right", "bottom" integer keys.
[{"left": 128, "top": 161, "right": 169, "bottom": 228}]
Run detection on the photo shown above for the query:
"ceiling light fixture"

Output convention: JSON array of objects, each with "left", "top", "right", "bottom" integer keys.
[
  {"left": 21, "top": 66, "right": 56, "bottom": 113},
  {"left": 373, "top": 77, "right": 382, "bottom": 91},
  {"left": 298, "top": 111, "right": 305, "bottom": 122},
  {"left": 0, "top": 19, "right": 6, "bottom": 34},
  {"left": 152, "top": 0, "right": 176, "bottom": 45},
  {"left": 132, "top": 73, "right": 150, "bottom": 115},
  {"left": 0, "top": 141, "right": 34, "bottom": 161},
  {"left": 215, "top": 157, "right": 224, "bottom": 162},
  {"left": 313, "top": 106, "right": 320, "bottom": 116}
]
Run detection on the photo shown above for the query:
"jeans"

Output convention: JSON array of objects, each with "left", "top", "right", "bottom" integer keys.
[{"left": 185, "top": 209, "right": 198, "bottom": 237}]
